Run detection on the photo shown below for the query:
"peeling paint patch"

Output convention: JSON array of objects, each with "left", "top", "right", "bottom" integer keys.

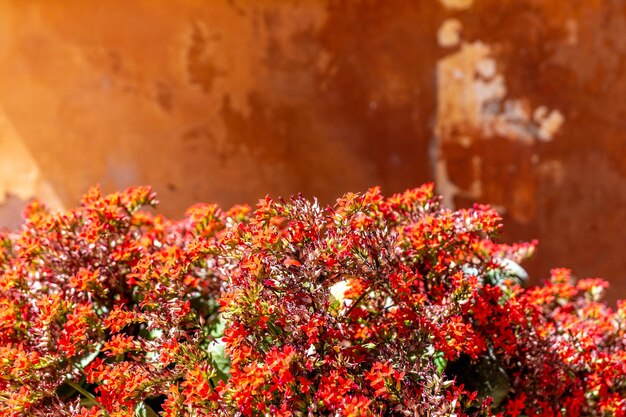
[
  {"left": 432, "top": 155, "right": 484, "bottom": 210},
  {"left": 534, "top": 107, "right": 565, "bottom": 142},
  {"left": 439, "top": 0, "right": 474, "bottom": 11},
  {"left": 436, "top": 41, "right": 565, "bottom": 145},
  {"left": 438, "top": 19, "right": 462, "bottom": 48},
  {"left": 434, "top": 158, "right": 460, "bottom": 209},
  {"left": 433, "top": 39, "right": 566, "bottom": 212}
]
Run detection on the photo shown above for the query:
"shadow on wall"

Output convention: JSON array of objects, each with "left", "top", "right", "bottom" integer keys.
[{"left": 0, "top": 0, "right": 624, "bottom": 300}]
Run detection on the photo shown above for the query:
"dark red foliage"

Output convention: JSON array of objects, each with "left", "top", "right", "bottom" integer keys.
[{"left": 0, "top": 184, "right": 624, "bottom": 416}]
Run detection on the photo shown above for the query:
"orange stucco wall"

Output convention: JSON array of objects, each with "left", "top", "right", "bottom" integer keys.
[{"left": 0, "top": 1, "right": 624, "bottom": 299}]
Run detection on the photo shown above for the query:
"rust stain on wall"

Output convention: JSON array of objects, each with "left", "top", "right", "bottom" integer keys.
[{"left": 433, "top": 0, "right": 626, "bottom": 301}]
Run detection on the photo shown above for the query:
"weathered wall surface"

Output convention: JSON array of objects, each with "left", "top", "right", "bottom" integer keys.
[{"left": 0, "top": 1, "right": 624, "bottom": 298}]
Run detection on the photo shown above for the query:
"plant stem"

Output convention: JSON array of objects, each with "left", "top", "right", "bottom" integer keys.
[
  {"left": 345, "top": 289, "right": 369, "bottom": 317},
  {"left": 65, "top": 380, "right": 107, "bottom": 412}
]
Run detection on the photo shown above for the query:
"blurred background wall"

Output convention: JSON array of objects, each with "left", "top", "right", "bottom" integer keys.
[{"left": 0, "top": 0, "right": 625, "bottom": 299}]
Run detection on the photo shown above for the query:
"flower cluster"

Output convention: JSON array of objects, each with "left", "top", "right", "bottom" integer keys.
[
  {"left": 506, "top": 268, "right": 626, "bottom": 416},
  {"left": 0, "top": 187, "right": 242, "bottom": 416},
  {"left": 214, "top": 184, "right": 539, "bottom": 416},
  {"left": 1, "top": 184, "right": 625, "bottom": 416}
]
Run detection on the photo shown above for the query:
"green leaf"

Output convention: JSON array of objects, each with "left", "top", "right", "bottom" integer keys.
[
  {"left": 328, "top": 293, "right": 342, "bottom": 316},
  {"left": 135, "top": 401, "right": 159, "bottom": 417},
  {"left": 434, "top": 351, "right": 447, "bottom": 375},
  {"left": 207, "top": 339, "right": 231, "bottom": 382},
  {"left": 77, "top": 342, "right": 103, "bottom": 370},
  {"left": 209, "top": 313, "right": 225, "bottom": 338}
]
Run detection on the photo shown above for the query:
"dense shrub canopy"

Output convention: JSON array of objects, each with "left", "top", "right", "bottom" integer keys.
[{"left": 0, "top": 184, "right": 624, "bottom": 416}]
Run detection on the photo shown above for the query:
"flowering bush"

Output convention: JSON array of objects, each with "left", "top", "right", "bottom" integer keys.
[
  {"left": 0, "top": 183, "right": 624, "bottom": 416},
  {"left": 0, "top": 187, "right": 245, "bottom": 416}
]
